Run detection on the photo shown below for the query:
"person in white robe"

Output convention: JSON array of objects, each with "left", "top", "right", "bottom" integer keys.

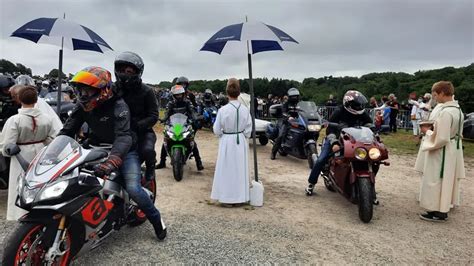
[
  {"left": 0, "top": 86, "right": 58, "bottom": 220},
  {"left": 415, "top": 81, "right": 465, "bottom": 222},
  {"left": 211, "top": 78, "right": 252, "bottom": 205},
  {"left": 9, "top": 85, "right": 62, "bottom": 132}
]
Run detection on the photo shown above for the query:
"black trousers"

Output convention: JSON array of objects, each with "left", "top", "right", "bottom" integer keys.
[
  {"left": 159, "top": 142, "right": 201, "bottom": 162},
  {"left": 389, "top": 114, "right": 397, "bottom": 132},
  {"left": 138, "top": 131, "right": 157, "bottom": 167},
  {"left": 272, "top": 119, "right": 290, "bottom": 155}
]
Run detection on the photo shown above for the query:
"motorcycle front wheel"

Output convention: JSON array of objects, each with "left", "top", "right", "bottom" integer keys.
[
  {"left": 172, "top": 149, "right": 184, "bottom": 182},
  {"left": 357, "top": 178, "right": 374, "bottom": 223},
  {"left": 2, "top": 222, "right": 76, "bottom": 265}
]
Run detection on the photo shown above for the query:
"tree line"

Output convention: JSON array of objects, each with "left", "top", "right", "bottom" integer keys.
[{"left": 2, "top": 58, "right": 473, "bottom": 113}]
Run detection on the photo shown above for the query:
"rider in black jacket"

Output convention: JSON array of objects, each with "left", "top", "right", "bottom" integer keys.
[
  {"left": 113, "top": 51, "right": 159, "bottom": 182},
  {"left": 156, "top": 85, "right": 203, "bottom": 170},
  {"left": 271, "top": 87, "right": 300, "bottom": 160},
  {"left": 60, "top": 66, "right": 166, "bottom": 240},
  {"left": 305, "top": 90, "right": 372, "bottom": 196}
]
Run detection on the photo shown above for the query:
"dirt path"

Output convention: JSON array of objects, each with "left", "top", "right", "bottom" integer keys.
[{"left": 1, "top": 128, "right": 473, "bottom": 264}]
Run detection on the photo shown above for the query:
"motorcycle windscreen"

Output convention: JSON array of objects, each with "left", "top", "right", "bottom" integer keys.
[
  {"left": 297, "top": 101, "right": 321, "bottom": 121},
  {"left": 27, "top": 135, "right": 82, "bottom": 186},
  {"left": 343, "top": 127, "right": 375, "bottom": 143},
  {"left": 169, "top": 113, "right": 188, "bottom": 126}
]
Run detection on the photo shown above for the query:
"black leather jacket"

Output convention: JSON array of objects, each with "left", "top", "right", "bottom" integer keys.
[
  {"left": 114, "top": 83, "right": 159, "bottom": 135},
  {"left": 163, "top": 99, "right": 197, "bottom": 122},
  {"left": 326, "top": 106, "right": 372, "bottom": 146},
  {"left": 59, "top": 97, "right": 133, "bottom": 160}
]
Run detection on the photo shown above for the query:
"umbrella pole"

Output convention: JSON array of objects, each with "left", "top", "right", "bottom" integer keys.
[
  {"left": 247, "top": 52, "right": 259, "bottom": 182},
  {"left": 57, "top": 48, "right": 63, "bottom": 114}
]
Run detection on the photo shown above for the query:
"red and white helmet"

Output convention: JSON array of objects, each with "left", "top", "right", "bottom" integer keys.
[{"left": 343, "top": 90, "right": 367, "bottom": 115}]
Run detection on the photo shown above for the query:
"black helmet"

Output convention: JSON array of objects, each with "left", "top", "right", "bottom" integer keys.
[
  {"left": 0, "top": 74, "right": 15, "bottom": 90},
  {"left": 287, "top": 87, "right": 300, "bottom": 104},
  {"left": 114, "top": 51, "right": 144, "bottom": 88},
  {"left": 176, "top": 76, "right": 189, "bottom": 90},
  {"left": 343, "top": 90, "right": 368, "bottom": 115}
]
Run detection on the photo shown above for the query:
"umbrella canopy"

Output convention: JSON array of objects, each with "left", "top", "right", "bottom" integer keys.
[
  {"left": 11, "top": 17, "right": 113, "bottom": 53},
  {"left": 201, "top": 21, "right": 298, "bottom": 54},
  {"left": 200, "top": 21, "right": 298, "bottom": 183},
  {"left": 11, "top": 17, "right": 113, "bottom": 114}
]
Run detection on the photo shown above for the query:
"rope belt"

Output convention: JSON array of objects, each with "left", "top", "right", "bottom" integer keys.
[
  {"left": 17, "top": 139, "right": 46, "bottom": 145},
  {"left": 223, "top": 131, "right": 244, "bottom": 135}
]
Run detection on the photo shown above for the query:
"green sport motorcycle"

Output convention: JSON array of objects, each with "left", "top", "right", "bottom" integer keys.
[{"left": 163, "top": 113, "right": 195, "bottom": 181}]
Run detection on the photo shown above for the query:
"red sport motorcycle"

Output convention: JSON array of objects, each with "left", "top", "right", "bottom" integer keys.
[
  {"left": 2, "top": 135, "right": 156, "bottom": 265},
  {"left": 321, "top": 123, "right": 389, "bottom": 223}
]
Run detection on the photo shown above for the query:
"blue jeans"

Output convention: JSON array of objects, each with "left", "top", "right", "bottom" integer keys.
[
  {"left": 120, "top": 150, "right": 161, "bottom": 224},
  {"left": 308, "top": 138, "right": 332, "bottom": 184}
]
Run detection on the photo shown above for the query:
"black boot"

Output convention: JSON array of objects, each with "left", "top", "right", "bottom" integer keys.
[
  {"left": 145, "top": 164, "right": 156, "bottom": 181},
  {"left": 155, "top": 159, "right": 166, "bottom": 169},
  {"left": 196, "top": 159, "right": 204, "bottom": 171},
  {"left": 151, "top": 218, "right": 167, "bottom": 240}
]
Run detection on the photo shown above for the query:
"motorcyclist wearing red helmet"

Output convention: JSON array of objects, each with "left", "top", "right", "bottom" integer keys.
[{"left": 60, "top": 66, "right": 166, "bottom": 240}]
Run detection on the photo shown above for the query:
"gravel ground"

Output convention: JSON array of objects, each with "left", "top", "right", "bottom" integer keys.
[{"left": 0, "top": 129, "right": 473, "bottom": 264}]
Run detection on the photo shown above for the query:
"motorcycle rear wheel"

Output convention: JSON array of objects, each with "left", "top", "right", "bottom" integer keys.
[
  {"left": 173, "top": 149, "right": 184, "bottom": 181},
  {"left": 357, "top": 178, "right": 374, "bottom": 223},
  {"left": 2, "top": 222, "right": 76, "bottom": 265}
]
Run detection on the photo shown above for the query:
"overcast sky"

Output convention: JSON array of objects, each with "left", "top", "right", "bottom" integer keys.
[{"left": 1, "top": 0, "right": 473, "bottom": 83}]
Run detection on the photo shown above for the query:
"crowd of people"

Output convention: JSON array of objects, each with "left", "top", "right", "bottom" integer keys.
[{"left": 0, "top": 51, "right": 467, "bottom": 251}]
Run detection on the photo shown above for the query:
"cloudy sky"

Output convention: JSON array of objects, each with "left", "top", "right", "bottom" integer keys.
[{"left": 1, "top": 0, "right": 473, "bottom": 84}]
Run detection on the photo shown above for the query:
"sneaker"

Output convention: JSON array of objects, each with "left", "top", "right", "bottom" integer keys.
[
  {"left": 419, "top": 212, "right": 447, "bottom": 222},
  {"left": 155, "top": 160, "right": 166, "bottom": 169},
  {"left": 152, "top": 218, "right": 167, "bottom": 240},
  {"left": 305, "top": 183, "right": 315, "bottom": 196}
]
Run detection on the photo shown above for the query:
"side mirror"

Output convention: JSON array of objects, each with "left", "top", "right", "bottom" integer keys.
[{"left": 4, "top": 144, "right": 21, "bottom": 156}]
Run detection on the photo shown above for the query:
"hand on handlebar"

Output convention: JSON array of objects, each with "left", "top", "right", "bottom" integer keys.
[{"left": 332, "top": 144, "right": 341, "bottom": 153}]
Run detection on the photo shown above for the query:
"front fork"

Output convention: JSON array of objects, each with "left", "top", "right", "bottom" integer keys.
[{"left": 45, "top": 215, "right": 68, "bottom": 261}]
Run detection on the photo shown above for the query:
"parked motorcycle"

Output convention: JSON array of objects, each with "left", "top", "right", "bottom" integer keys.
[
  {"left": 266, "top": 101, "right": 323, "bottom": 169},
  {"left": 163, "top": 113, "right": 196, "bottom": 181},
  {"left": 201, "top": 105, "right": 218, "bottom": 129},
  {"left": 321, "top": 122, "right": 389, "bottom": 223},
  {"left": 2, "top": 135, "right": 156, "bottom": 265}
]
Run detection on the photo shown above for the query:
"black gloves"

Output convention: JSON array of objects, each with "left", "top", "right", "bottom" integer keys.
[{"left": 94, "top": 155, "right": 122, "bottom": 178}]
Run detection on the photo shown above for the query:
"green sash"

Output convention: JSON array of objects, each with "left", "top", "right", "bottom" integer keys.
[
  {"left": 439, "top": 105, "right": 462, "bottom": 179},
  {"left": 228, "top": 102, "right": 241, "bottom": 145}
]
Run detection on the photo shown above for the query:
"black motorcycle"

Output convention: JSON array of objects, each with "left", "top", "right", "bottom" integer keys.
[
  {"left": 266, "top": 101, "right": 323, "bottom": 169},
  {"left": 2, "top": 135, "right": 157, "bottom": 265}
]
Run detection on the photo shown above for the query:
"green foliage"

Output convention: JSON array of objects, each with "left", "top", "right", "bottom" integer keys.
[
  {"left": 0, "top": 59, "right": 32, "bottom": 75},
  {"left": 47, "top": 69, "right": 67, "bottom": 79}
]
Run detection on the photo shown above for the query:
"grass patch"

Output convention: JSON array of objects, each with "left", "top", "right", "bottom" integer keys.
[{"left": 380, "top": 130, "right": 474, "bottom": 158}]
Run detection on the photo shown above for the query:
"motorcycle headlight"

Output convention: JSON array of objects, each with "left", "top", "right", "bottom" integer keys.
[
  {"left": 369, "top": 148, "right": 381, "bottom": 160},
  {"left": 354, "top": 148, "right": 367, "bottom": 160},
  {"left": 166, "top": 130, "right": 174, "bottom": 138},
  {"left": 212, "top": 110, "right": 217, "bottom": 115},
  {"left": 38, "top": 180, "right": 68, "bottom": 201},
  {"left": 17, "top": 174, "right": 25, "bottom": 196},
  {"left": 308, "top": 124, "right": 322, "bottom": 132},
  {"left": 183, "top": 131, "right": 191, "bottom": 138},
  {"left": 22, "top": 186, "right": 39, "bottom": 205}
]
